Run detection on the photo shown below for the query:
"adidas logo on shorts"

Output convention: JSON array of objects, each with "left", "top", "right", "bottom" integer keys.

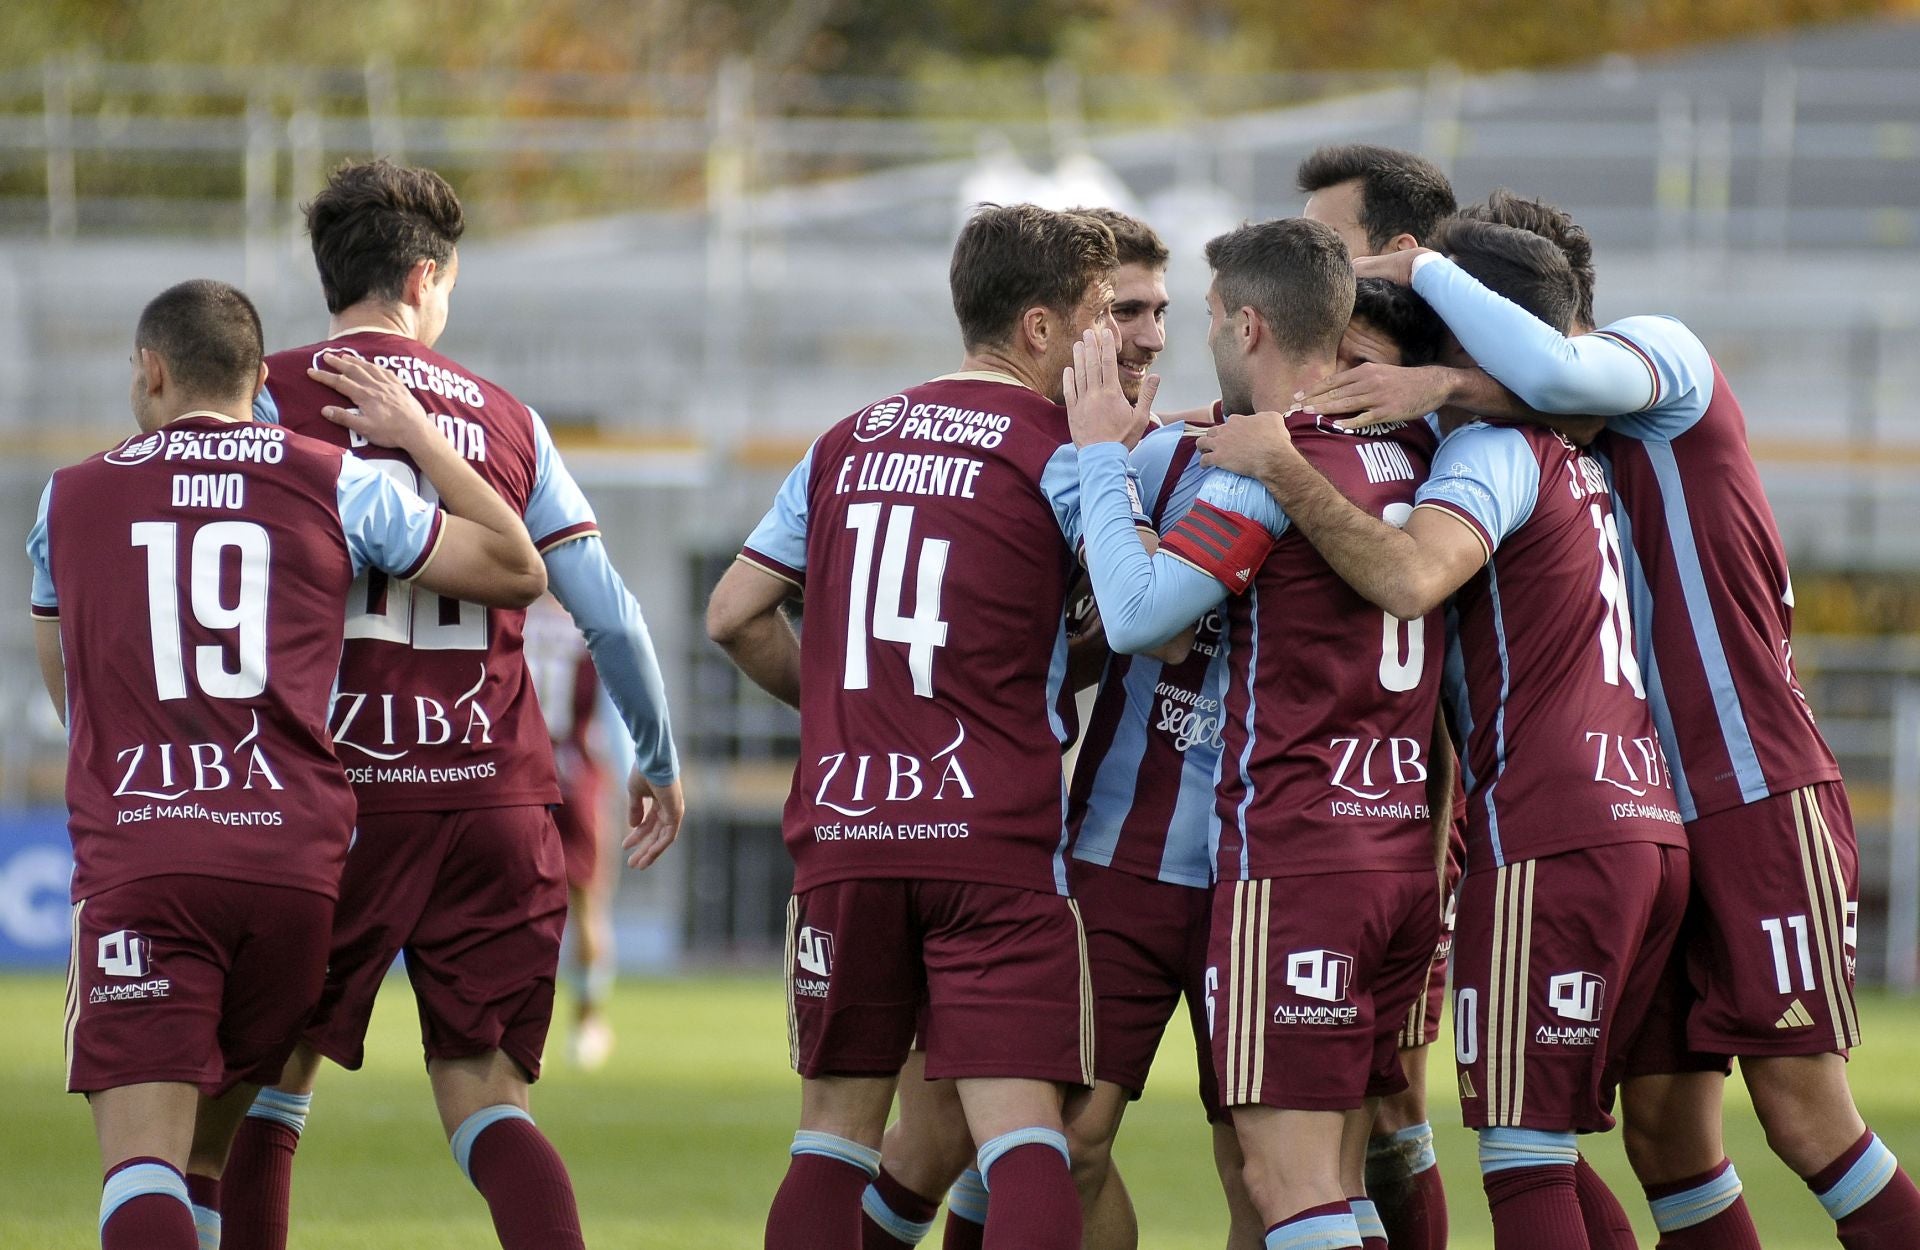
[{"left": 1775, "top": 998, "right": 1815, "bottom": 1030}]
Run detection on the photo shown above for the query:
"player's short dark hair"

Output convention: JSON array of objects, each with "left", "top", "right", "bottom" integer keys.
[
  {"left": 1458, "top": 189, "right": 1596, "bottom": 329},
  {"left": 1430, "top": 217, "right": 1579, "bottom": 334},
  {"left": 1069, "top": 206, "right": 1169, "bottom": 269},
  {"left": 135, "top": 279, "right": 264, "bottom": 401},
  {"left": 305, "top": 158, "right": 466, "bottom": 315},
  {"left": 1204, "top": 217, "right": 1355, "bottom": 360},
  {"left": 1351, "top": 277, "right": 1447, "bottom": 367},
  {"left": 950, "top": 204, "right": 1118, "bottom": 351},
  {"left": 1296, "top": 144, "right": 1457, "bottom": 251}
]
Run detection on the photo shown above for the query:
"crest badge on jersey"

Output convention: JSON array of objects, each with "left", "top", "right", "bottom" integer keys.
[
  {"left": 852, "top": 395, "right": 909, "bottom": 443},
  {"left": 104, "top": 432, "right": 165, "bottom": 467}
]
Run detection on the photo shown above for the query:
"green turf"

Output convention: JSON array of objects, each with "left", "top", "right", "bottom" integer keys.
[{"left": 4, "top": 972, "right": 1917, "bottom": 1247}]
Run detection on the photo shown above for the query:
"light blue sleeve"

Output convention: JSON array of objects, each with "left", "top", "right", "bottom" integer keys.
[
  {"left": 1127, "top": 423, "right": 1185, "bottom": 520},
  {"left": 545, "top": 538, "right": 680, "bottom": 785},
  {"left": 741, "top": 441, "right": 816, "bottom": 578},
  {"left": 1586, "top": 316, "right": 1716, "bottom": 441},
  {"left": 27, "top": 478, "right": 55, "bottom": 611},
  {"left": 1194, "top": 467, "right": 1290, "bottom": 540},
  {"left": 1415, "top": 424, "right": 1541, "bottom": 553},
  {"left": 335, "top": 454, "right": 443, "bottom": 578},
  {"left": 523, "top": 409, "right": 600, "bottom": 551},
  {"left": 252, "top": 387, "right": 280, "bottom": 425},
  {"left": 1412, "top": 255, "right": 1665, "bottom": 417},
  {"left": 1042, "top": 442, "right": 1151, "bottom": 552},
  {"left": 1078, "top": 442, "right": 1232, "bottom": 654}
]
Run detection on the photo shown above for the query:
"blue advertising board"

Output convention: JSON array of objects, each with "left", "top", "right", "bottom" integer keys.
[{"left": 0, "top": 807, "right": 72, "bottom": 968}]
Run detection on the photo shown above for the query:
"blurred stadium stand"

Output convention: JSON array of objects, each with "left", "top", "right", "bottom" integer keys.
[{"left": 0, "top": 16, "right": 1916, "bottom": 977}]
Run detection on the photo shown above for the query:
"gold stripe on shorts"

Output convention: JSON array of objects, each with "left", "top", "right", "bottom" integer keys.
[
  {"left": 1795, "top": 789, "right": 1862, "bottom": 1050},
  {"left": 64, "top": 900, "right": 84, "bottom": 1088},
  {"left": 1224, "top": 881, "right": 1243, "bottom": 1103},
  {"left": 1250, "top": 879, "right": 1272, "bottom": 1103},
  {"left": 783, "top": 896, "right": 800, "bottom": 1072},
  {"left": 1486, "top": 862, "right": 1536, "bottom": 1128},
  {"left": 1069, "top": 898, "right": 1095, "bottom": 1086}
]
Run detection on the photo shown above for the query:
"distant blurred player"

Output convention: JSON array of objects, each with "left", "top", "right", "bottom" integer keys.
[
  {"left": 1340, "top": 187, "right": 1920, "bottom": 1250},
  {"left": 523, "top": 593, "right": 619, "bottom": 1069},
  {"left": 30, "top": 280, "right": 544, "bottom": 1250},
  {"left": 708, "top": 204, "right": 1129, "bottom": 1250},
  {"left": 219, "top": 159, "right": 685, "bottom": 1250}
]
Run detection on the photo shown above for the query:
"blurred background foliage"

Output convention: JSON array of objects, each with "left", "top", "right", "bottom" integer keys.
[{"left": 6, "top": 0, "right": 1917, "bottom": 83}]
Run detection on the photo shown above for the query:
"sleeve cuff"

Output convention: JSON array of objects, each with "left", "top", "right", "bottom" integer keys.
[
  {"left": 737, "top": 547, "right": 803, "bottom": 589},
  {"left": 399, "top": 511, "right": 448, "bottom": 580},
  {"left": 29, "top": 602, "right": 58, "bottom": 620},
  {"left": 1413, "top": 499, "right": 1493, "bottom": 564},
  {"left": 534, "top": 521, "right": 601, "bottom": 554}
]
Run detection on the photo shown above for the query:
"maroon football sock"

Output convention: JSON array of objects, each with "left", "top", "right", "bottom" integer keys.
[
  {"left": 220, "top": 1117, "right": 299, "bottom": 1250},
  {"left": 768, "top": 1152, "right": 873, "bottom": 1249},
  {"left": 981, "top": 1143, "right": 1081, "bottom": 1249},
  {"left": 1644, "top": 1158, "right": 1761, "bottom": 1249},
  {"left": 862, "top": 1166, "right": 942, "bottom": 1247},
  {"left": 1367, "top": 1138, "right": 1448, "bottom": 1250},
  {"left": 1483, "top": 1164, "right": 1590, "bottom": 1250},
  {"left": 102, "top": 1158, "right": 198, "bottom": 1250},
  {"left": 941, "top": 1213, "right": 985, "bottom": 1249},
  {"left": 1808, "top": 1130, "right": 1920, "bottom": 1250},
  {"left": 1573, "top": 1155, "right": 1637, "bottom": 1250},
  {"left": 464, "top": 1114, "right": 585, "bottom": 1250}
]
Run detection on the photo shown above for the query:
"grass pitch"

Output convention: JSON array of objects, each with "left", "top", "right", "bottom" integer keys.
[{"left": 3, "top": 972, "right": 1919, "bottom": 1247}]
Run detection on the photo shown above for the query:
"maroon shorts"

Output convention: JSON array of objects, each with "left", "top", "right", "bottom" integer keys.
[
  {"left": 1680, "top": 783, "right": 1861, "bottom": 1057},
  {"left": 1069, "top": 858, "right": 1219, "bottom": 1120},
  {"left": 66, "top": 875, "right": 332, "bottom": 1097},
  {"left": 1401, "top": 841, "right": 1465, "bottom": 1050},
  {"left": 786, "top": 878, "right": 1092, "bottom": 1086},
  {"left": 553, "top": 758, "right": 607, "bottom": 893},
  {"left": 1210, "top": 870, "right": 1440, "bottom": 1112},
  {"left": 303, "top": 806, "right": 568, "bottom": 1080},
  {"left": 1452, "top": 841, "right": 1689, "bottom": 1133}
]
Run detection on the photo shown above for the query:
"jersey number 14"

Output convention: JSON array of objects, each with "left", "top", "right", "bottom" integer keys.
[{"left": 842, "top": 502, "right": 950, "bottom": 699}]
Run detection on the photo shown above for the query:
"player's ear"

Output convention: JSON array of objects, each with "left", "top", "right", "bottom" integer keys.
[
  {"left": 1383, "top": 233, "right": 1421, "bottom": 254},
  {"left": 1018, "top": 303, "right": 1051, "bottom": 358},
  {"left": 402, "top": 257, "right": 436, "bottom": 308},
  {"left": 251, "top": 361, "right": 269, "bottom": 402},
  {"left": 137, "top": 347, "right": 168, "bottom": 397},
  {"left": 1238, "top": 307, "right": 1263, "bottom": 355}
]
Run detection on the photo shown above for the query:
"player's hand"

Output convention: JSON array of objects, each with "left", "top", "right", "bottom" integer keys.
[
  {"left": 1195, "top": 410, "right": 1298, "bottom": 481},
  {"left": 1064, "top": 327, "right": 1160, "bottom": 450},
  {"left": 308, "top": 351, "right": 436, "bottom": 451},
  {"left": 622, "top": 768, "right": 685, "bottom": 870},
  {"left": 1299, "top": 363, "right": 1451, "bottom": 431},
  {"left": 1351, "top": 248, "right": 1432, "bottom": 287}
]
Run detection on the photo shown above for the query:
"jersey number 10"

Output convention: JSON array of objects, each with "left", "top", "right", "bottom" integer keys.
[
  {"left": 132, "top": 520, "right": 269, "bottom": 702},
  {"left": 842, "top": 502, "right": 950, "bottom": 699}
]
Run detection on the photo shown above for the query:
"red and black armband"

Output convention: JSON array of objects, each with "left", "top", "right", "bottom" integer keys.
[{"left": 1160, "top": 500, "right": 1274, "bottom": 594}]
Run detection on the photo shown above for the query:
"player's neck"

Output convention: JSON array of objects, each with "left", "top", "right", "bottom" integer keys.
[
  {"left": 1249, "top": 359, "right": 1335, "bottom": 415},
  {"left": 328, "top": 301, "right": 420, "bottom": 343},
  {"left": 956, "top": 348, "right": 1046, "bottom": 396},
  {"left": 141, "top": 403, "right": 249, "bottom": 432}
]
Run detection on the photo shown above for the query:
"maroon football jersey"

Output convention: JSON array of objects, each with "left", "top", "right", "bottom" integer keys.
[
  {"left": 522, "top": 596, "right": 600, "bottom": 765},
  {"left": 1598, "top": 354, "right": 1840, "bottom": 822},
  {"left": 1161, "top": 411, "right": 1445, "bottom": 881},
  {"left": 739, "top": 374, "right": 1090, "bottom": 895},
  {"left": 1417, "top": 423, "right": 1687, "bottom": 869},
  {"left": 264, "top": 332, "right": 576, "bottom": 814},
  {"left": 33, "top": 416, "right": 440, "bottom": 901}
]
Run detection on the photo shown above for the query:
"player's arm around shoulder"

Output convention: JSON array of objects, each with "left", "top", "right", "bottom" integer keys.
[{"left": 315, "top": 350, "right": 544, "bottom": 607}]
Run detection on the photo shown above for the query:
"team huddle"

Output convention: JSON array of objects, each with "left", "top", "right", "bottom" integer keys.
[
  {"left": 711, "top": 146, "right": 1920, "bottom": 1250},
  {"left": 25, "top": 143, "right": 1917, "bottom": 1250}
]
